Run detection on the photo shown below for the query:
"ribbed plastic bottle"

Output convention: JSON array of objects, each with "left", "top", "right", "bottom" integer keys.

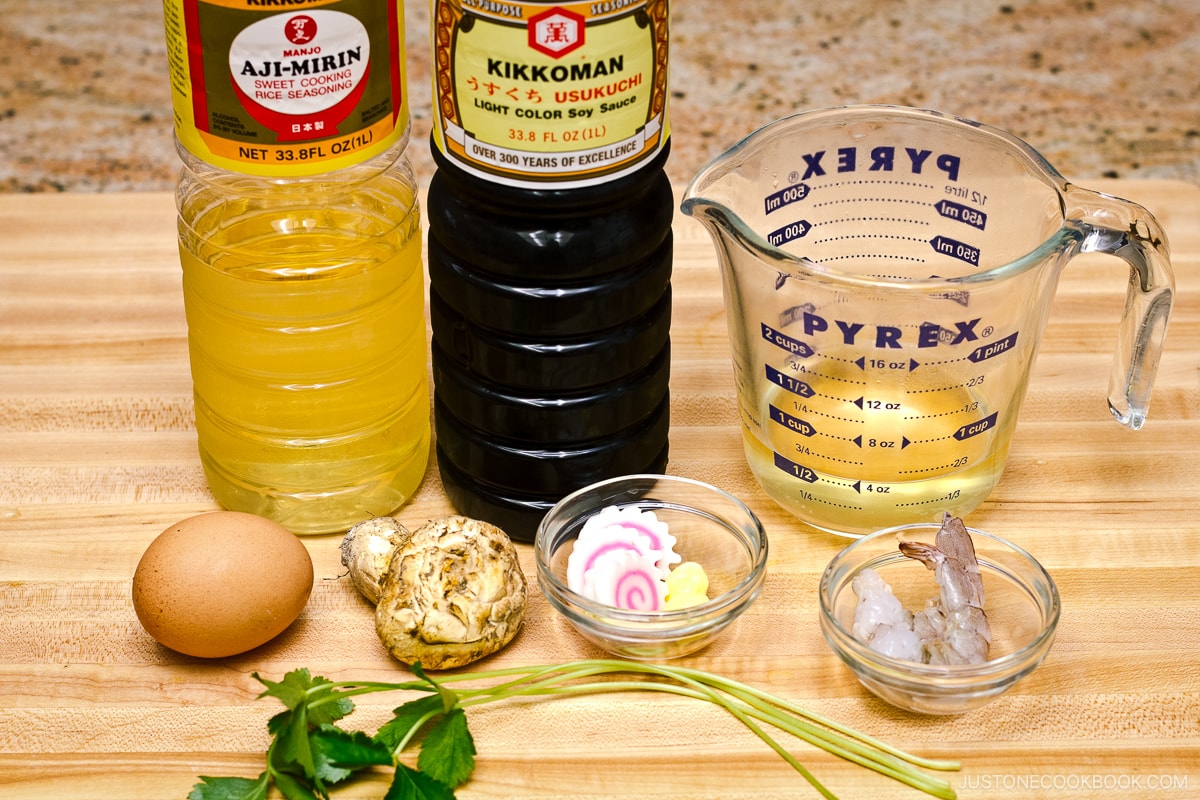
[
  {"left": 428, "top": 0, "right": 673, "bottom": 541},
  {"left": 163, "top": 0, "right": 429, "bottom": 534}
]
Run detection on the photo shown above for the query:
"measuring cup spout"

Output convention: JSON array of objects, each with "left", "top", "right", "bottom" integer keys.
[
  {"left": 681, "top": 182, "right": 794, "bottom": 300},
  {"left": 679, "top": 195, "right": 726, "bottom": 238},
  {"left": 681, "top": 141, "right": 771, "bottom": 277},
  {"left": 680, "top": 196, "right": 742, "bottom": 265}
]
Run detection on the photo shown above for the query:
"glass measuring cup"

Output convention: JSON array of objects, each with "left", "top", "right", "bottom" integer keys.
[{"left": 681, "top": 106, "right": 1174, "bottom": 536}]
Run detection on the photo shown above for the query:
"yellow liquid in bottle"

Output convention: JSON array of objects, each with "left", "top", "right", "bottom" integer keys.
[{"left": 178, "top": 163, "right": 429, "bottom": 534}]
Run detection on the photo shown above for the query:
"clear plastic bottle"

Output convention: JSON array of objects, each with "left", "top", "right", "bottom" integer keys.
[
  {"left": 164, "top": 0, "right": 428, "bottom": 534},
  {"left": 428, "top": 0, "right": 673, "bottom": 540}
]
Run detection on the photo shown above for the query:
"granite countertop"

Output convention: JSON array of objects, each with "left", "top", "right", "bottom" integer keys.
[{"left": 0, "top": 0, "right": 1196, "bottom": 193}]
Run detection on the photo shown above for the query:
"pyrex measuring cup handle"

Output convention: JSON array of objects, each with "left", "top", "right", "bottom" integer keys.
[{"left": 1065, "top": 185, "right": 1175, "bottom": 430}]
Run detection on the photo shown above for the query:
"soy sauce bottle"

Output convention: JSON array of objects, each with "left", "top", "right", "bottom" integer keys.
[{"left": 427, "top": 0, "right": 673, "bottom": 540}]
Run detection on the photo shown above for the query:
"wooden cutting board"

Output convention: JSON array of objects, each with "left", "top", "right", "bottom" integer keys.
[{"left": 1, "top": 180, "right": 1199, "bottom": 799}]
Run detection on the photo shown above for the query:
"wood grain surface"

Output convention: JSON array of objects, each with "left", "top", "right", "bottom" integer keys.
[{"left": 1, "top": 181, "right": 1198, "bottom": 799}]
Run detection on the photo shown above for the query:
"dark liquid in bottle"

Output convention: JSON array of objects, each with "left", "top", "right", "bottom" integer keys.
[{"left": 426, "top": 145, "right": 674, "bottom": 541}]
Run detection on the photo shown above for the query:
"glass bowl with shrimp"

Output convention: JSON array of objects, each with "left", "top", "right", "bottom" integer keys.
[
  {"left": 535, "top": 474, "right": 769, "bottom": 660},
  {"left": 818, "top": 516, "right": 1060, "bottom": 715}
]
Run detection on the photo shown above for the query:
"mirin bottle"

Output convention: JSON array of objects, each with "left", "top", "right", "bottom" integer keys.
[{"left": 164, "top": 0, "right": 429, "bottom": 534}]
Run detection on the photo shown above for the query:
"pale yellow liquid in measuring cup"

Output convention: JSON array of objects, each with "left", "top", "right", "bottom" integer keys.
[
  {"left": 746, "top": 358, "right": 1010, "bottom": 535},
  {"left": 180, "top": 195, "right": 429, "bottom": 534}
]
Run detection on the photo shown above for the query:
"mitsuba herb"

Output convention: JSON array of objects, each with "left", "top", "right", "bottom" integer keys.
[{"left": 190, "top": 661, "right": 961, "bottom": 800}]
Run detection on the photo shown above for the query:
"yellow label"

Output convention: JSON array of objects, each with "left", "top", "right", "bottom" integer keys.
[
  {"left": 432, "top": 0, "right": 670, "bottom": 187},
  {"left": 164, "top": 0, "right": 409, "bottom": 176}
]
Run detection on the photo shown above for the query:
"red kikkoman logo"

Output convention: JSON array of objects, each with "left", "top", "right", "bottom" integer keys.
[{"left": 528, "top": 7, "right": 584, "bottom": 58}]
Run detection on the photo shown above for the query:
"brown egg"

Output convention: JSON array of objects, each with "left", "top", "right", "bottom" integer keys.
[{"left": 132, "top": 511, "right": 314, "bottom": 658}]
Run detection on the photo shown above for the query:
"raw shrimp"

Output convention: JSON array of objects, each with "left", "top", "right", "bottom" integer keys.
[
  {"left": 850, "top": 514, "right": 992, "bottom": 665},
  {"left": 898, "top": 514, "right": 992, "bottom": 665},
  {"left": 850, "top": 568, "right": 923, "bottom": 662}
]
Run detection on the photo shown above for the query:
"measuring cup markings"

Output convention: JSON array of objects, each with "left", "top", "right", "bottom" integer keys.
[
  {"left": 760, "top": 326, "right": 1008, "bottom": 467},
  {"left": 757, "top": 359, "right": 1010, "bottom": 531},
  {"left": 767, "top": 178, "right": 990, "bottom": 272},
  {"left": 752, "top": 280, "right": 1029, "bottom": 535}
]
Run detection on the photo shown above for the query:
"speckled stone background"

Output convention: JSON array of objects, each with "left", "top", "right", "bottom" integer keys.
[{"left": 0, "top": 0, "right": 1196, "bottom": 193}]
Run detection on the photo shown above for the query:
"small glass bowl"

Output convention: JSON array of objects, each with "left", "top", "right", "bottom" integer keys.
[
  {"left": 535, "top": 474, "right": 768, "bottom": 660},
  {"left": 819, "top": 522, "right": 1060, "bottom": 715}
]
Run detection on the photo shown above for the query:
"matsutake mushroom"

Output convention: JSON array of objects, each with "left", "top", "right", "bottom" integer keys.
[{"left": 342, "top": 515, "right": 527, "bottom": 669}]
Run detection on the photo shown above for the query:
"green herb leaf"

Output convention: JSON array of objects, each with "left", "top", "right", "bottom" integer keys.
[
  {"left": 375, "top": 694, "right": 446, "bottom": 751},
  {"left": 273, "top": 770, "right": 323, "bottom": 800},
  {"left": 257, "top": 674, "right": 358, "bottom": 795},
  {"left": 256, "top": 669, "right": 321, "bottom": 710},
  {"left": 409, "top": 662, "right": 460, "bottom": 714},
  {"left": 196, "top": 661, "right": 961, "bottom": 800},
  {"left": 383, "top": 763, "right": 457, "bottom": 800},
  {"left": 187, "top": 774, "right": 270, "bottom": 800},
  {"left": 416, "top": 707, "right": 475, "bottom": 788},
  {"left": 311, "top": 724, "right": 395, "bottom": 784},
  {"left": 269, "top": 704, "right": 320, "bottom": 785},
  {"left": 408, "top": 662, "right": 434, "bottom": 684},
  {"left": 257, "top": 669, "right": 355, "bottom": 727},
  {"left": 308, "top": 694, "right": 356, "bottom": 728}
]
